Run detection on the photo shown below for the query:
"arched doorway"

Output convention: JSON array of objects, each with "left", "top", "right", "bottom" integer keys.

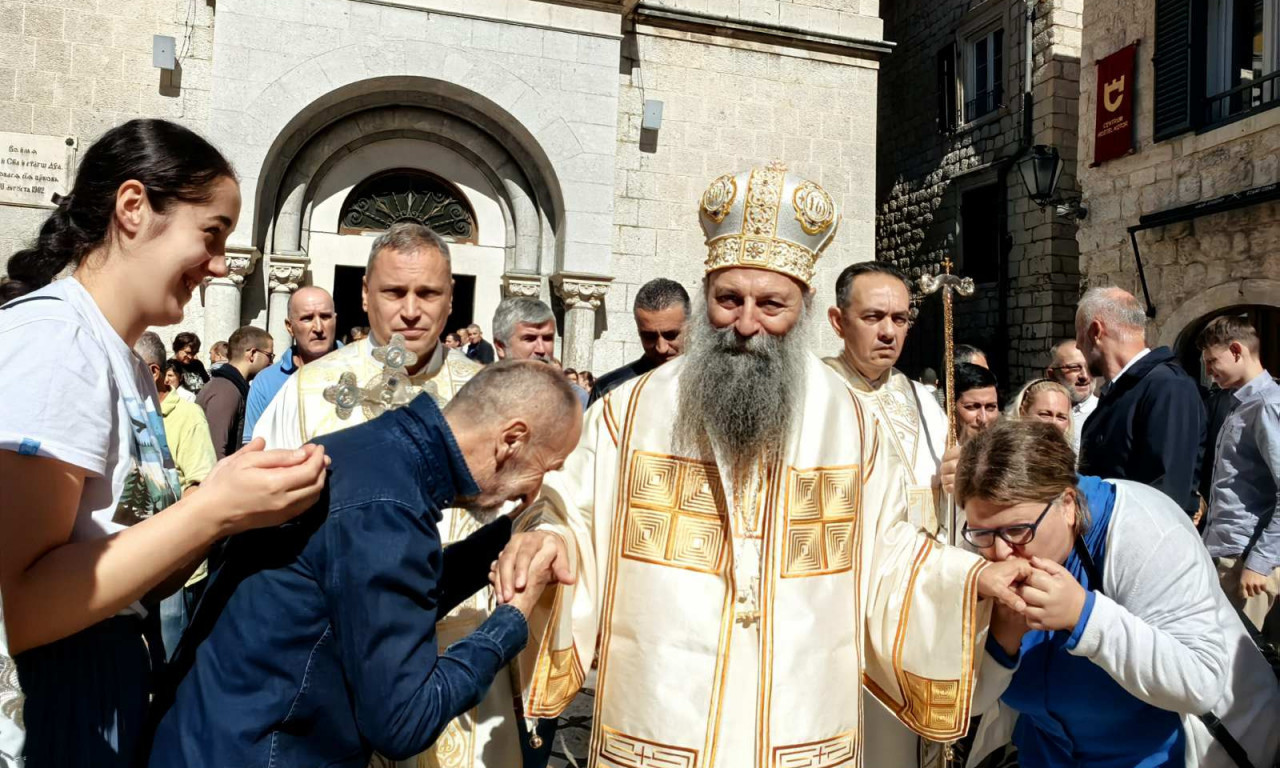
[{"left": 1174, "top": 304, "right": 1280, "bottom": 383}]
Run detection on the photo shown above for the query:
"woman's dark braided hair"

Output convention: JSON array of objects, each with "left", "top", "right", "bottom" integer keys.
[{"left": 1, "top": 118, "right": 235, "bottom": 303}]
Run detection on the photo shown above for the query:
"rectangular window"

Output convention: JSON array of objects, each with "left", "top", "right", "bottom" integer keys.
[
  {"left": 964, "top": 27, "right": 1004, "bottom": 123},
  {"left": 1154, "top": 0, "right": 1278, "bottom": 139},
  {"left": 1205, "top": 0, "right": 1280, "bottom": 124},
  {"left": 959, "top": 184, "right": 1002, "bottom": 284}
]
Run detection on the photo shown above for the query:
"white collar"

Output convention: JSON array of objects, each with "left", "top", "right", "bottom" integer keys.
[{"left": 1110, "top": 347, "right": 1151, "bottom": 384}]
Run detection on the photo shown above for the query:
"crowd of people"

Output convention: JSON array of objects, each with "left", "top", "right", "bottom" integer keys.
[{"left": 0, "top": 119, "right": 1276, "bottom": 768}]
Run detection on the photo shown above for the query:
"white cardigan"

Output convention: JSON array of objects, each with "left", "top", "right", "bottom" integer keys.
[{"left": 968, "top": 480, "right": 1280, "bottom": 768}]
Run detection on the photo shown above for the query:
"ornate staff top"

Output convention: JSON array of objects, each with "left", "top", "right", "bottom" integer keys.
[{"left": 918, "top": 259, "right": 975, "bottom": 449}]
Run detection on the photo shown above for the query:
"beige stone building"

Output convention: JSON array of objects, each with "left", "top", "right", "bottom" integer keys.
[
  {"left": 1077, "top": 0, "right": 1280, "bottom": 374},
  {"left": 0, "top": 0, "right": 888, "bottom": 373},
  {"left": 876, "top": 0, "right": 1084, "bottom": 388}
]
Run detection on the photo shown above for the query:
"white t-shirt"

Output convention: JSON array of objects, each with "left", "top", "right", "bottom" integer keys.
[{"left": 0, "top": 277, "right": 172, "bottom": 616}]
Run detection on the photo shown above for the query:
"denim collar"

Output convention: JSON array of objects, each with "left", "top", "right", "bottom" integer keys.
[
  {"left": 397, "top": 394, "right": 481, "bottom": 509},
  {"left": 279, "top": 346, "right": 300, "bottom": 375}
]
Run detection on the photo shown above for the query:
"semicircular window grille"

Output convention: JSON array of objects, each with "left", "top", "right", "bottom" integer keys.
[{"left": 339, "top": 169, "right": 477, "bottom": 242}]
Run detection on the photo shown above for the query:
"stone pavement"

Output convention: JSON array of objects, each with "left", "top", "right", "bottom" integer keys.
[{"left": 547, "top": 670, "right": 595, "bottom": 768}]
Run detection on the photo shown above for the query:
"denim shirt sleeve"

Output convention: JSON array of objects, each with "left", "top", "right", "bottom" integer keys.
[
  {"left": 1245, "top": 401, "right": 1280, "bottom": 574},
  {"left": 321, "top": 498, "right": 528, "bottom": 759}
]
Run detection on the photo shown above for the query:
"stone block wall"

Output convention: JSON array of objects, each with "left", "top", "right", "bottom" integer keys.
[
  {"left": 0, "top": 0, "right": 216, "bottom": 349},
  {"left": 599, "top": 20, "right": 883, "bottom": 371},
  {"left": 876, "top": 0, "right": 1083, "bottom": 389},
  {"left": 1077, "top": 0, "right": 1280, "bottom": 354}
]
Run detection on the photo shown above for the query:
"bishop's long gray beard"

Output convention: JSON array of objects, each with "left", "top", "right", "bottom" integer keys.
[{"left": 673, "top": 304, "right": 811, "bottom": 483}]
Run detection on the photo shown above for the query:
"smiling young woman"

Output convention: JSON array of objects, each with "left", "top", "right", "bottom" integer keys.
[{"left": 0, "top": 119, "right": 330, "bottom": 766}]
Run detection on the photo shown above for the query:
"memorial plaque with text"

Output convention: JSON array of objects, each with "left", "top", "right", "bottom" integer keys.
[{"left": 0, "top": 133, "right": 76, "bottom": 208}]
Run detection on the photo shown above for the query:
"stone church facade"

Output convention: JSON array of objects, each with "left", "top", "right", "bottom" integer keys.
[{"left": 0, "top": 0, "right": 888, "bottom": 374}]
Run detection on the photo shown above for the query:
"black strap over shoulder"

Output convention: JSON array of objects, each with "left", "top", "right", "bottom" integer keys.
[
  {"left": 0, "top": 295, "right": 62, "bottom": 310},
  {"left": 1073, "top": 535, "right": 1258, "bottom": 768}
]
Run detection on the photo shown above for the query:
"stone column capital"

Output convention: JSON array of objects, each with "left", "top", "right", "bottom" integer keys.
[
  {"left": 502, "top": 273, "right": 543, "bottom": 299},
  {"left": 206, "top": 246, "right": 260, "bottom": 289},
  {"left": 267, "top": 252, "right": 310, "bottom": 293},
  {"left": 553, "top": 273, "right": 613, "bottom": 310}
]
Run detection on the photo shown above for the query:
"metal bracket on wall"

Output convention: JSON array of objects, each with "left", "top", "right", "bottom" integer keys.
[{"left": 1125, "top": 181, "right": 1280, "bottom": 319}]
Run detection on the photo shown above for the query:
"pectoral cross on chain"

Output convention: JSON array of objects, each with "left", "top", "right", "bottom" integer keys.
[{"left": 918, "top": 259, "right": 975, "bottom": 448}]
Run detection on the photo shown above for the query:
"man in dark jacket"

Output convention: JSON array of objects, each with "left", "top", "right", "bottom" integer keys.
[
  {"left": 196, "top": 325, "right": 275, "bottom": 459},
  {"left": 1077, "top": 286, "right": 1206, "bottom": 516},
  {"left": 590, "top": 278, "right": 690, "bottom": 406},
  {"left": 465, "top": 323, "right": 496, "bottom": 364},
  {"left": 148, "top": 361, "right": 583, "bottom": 768}
]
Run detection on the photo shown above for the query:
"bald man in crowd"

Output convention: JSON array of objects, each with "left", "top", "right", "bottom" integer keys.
[
  {"left": 1076, "top": 286, "right": 1206, "bottom": 516},
  {"left": 150, "top": 362, "right": 583, "bottom": 768},
  {"left": 241, "top": 286, "right": 338, "bottom": 441}
]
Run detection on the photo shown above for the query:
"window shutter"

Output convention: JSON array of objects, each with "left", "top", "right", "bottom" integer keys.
[
  {"left": 937, "top": 42, "right": 958, "bottom": 133},
  {"left": 993, "top": 28, "right": 1004, "bottom": 105},
  {"left": 1152, "top": 0, "right": 1200, "bottom": 140}
]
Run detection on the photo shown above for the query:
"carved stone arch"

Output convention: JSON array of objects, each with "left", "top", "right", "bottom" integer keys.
[
  {"left": 252, "top": 75, "right": 565, "bottom": 276},
  {"left": 1156, "top": 279, "right": 1280, "bottom": 347},
  {"left": 297, "top": 128, "right": 518, "bottom": 255},
  {"left": 270, "top": 107, "right": 542, "bottom": 273}
]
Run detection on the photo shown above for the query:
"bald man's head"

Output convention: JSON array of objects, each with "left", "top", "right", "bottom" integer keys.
[
  {"left": 286, "top": 286, "right": 337, "bottom": 364},
  {"left": 1075, "top": 286, "right": 1148, "bottom": 380},
  {"left": 444, "top": 360, "right": 583, "bottom": 514}
]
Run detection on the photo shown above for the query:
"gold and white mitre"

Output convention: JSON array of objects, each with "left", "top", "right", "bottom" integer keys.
[{"left": 698, "top": 160, "right": 839, "bottom": 287}]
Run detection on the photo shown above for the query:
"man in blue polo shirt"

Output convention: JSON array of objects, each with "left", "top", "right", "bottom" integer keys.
[
  {"left": 148, "top": 361, "right": 583, "bottom": 768},
  {"left": 242, "top": 286, "right": 338, "bottom": 442}
]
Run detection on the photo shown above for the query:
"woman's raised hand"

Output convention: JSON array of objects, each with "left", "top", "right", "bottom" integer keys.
[{"left": 194, "top": 438, "right": 330, "bottom": 535}]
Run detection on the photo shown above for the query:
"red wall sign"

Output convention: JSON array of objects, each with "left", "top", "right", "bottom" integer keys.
[{"left": 1094, "top": 43, "right": 1138, "bottom": 165}]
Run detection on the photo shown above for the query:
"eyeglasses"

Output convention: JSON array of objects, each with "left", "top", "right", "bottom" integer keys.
[
  {"left": 962, "top": 496, "right": 1058, "bottom": 548},
  {"left": 1048, "top": 363, "right": 1085, "bottom": 376},
  {"left": 253, "top": 348, "right": 276, "bottom": 363}
]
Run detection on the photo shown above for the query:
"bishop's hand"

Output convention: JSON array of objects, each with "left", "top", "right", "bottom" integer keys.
[
  {"left": 490, "top": 531, "right": 576, "bottom": 618},
  {"left": 976, "top": 557, "right": 1032, "bottom": 614}
]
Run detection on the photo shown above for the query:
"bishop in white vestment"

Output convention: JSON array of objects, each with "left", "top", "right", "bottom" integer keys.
[
  {"left": 497, "top": 164, "right": 1024, "bottom": 768},
  {"left": 252, "top": 223, "right": 519, "bottom": 768}
]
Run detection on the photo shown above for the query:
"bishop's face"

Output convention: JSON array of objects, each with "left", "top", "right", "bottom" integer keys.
[
  {"left": 675, "top": 268, "right": 812, "bottom": 479},
  {"left": 705, "top": 267, "right": 807, "bottom": 340}
]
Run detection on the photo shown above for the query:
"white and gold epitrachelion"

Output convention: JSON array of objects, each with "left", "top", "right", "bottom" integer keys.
[
  {"left": 253, "top": 336, "right": 513, "bottom": 768},
  {"left": 513, "top": 159, "right": 990, "bottom": 768}
]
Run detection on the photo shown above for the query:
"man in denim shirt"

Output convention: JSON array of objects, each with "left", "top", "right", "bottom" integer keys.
[
  {"left": 147, "top": 361, "right": 583, "bottom": 767},
  {"left": 1199, "top": 316, "right": 1280, "bottom": 641}
]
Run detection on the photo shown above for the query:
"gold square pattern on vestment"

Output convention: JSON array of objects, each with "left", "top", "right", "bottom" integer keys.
[
  {"left": 902, "top": 670, "right": 962, "bottom": 734},
  {"left": 621, "top": 453, "right": 729, "bottom": 575},
  {"left": 781, "top": 467, "right": 859, "bottom": 578}
]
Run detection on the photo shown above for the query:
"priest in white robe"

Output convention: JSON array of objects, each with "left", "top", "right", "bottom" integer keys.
[
  {"left": 824, "top": 261, "right": 957, "bottom": 768},
  {"left": 252, "top": 222, "right": 517, "bottom": 768},
  {"left": 492, "top": 163, "right": 1031, "bottom": 768}
]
